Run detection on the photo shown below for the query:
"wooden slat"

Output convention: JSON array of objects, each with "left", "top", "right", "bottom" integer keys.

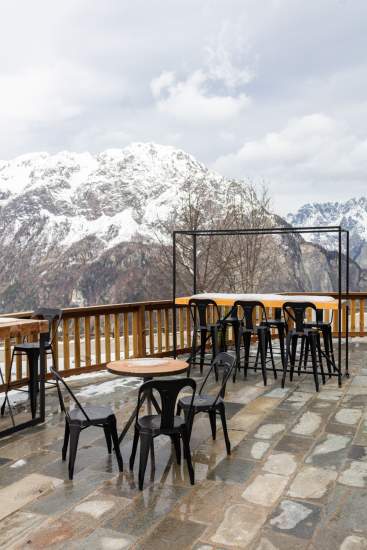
[
  {"left": 138, "top": 305, "right": 146, "bottom": 357},
  {"left": 157, "top": 309, "right": 163, "bottom": 353},
  {"left": 164, "top": 308, "right": 170, "bottom": 351},
  {"left": 114, "top": 313, "right": 120, "bottom": 361},
  {"left": 149, "top": 310, "right": 154, "bottom": 355},
  {"left": 350, "top": 298, "right": 356, "bottom": 333},
  {"left": 360, "top": 299, "right": 365, "bottom": 336},
  {"left": 51, "top": 319, "right": 59, "bottom": 370},
  {"left": 4, "top": 338, "right": 12, "bottom": 383},
  {"left": 132, "top": 311, "right": 139, "bottom": 357},
  {"left": 333, "top": 309, "right": 338, "bottom": 335},
  {"left": 104, "top": 314, "right": 111, "bottom": 363},
  {"left": 342, "top": 304, "right": 348, "bottom": 335},
  {"left": 84, "top": 316, "right": 91, "bottom": 367},
  {"left": 185, "top": 307, "right": 191, "bottom": 347},
  {"left": 94, "top": 316, "right": 101, "bottom": 365},
  {"left": 15, "top": 333, "right": 22, "bottom": 380},
  {"left": 324, "top": 308, "right": 330, "bottom": 323},
  {"left": 179, "top": 307, "right": 185, "bottom": 351},
  {"left": 63, "top": 319, "right": 70, "bottom": 370},
  {"left": 123, "top": 312, "right": 129, "bottom": 359},
  {"left": 74, "top": 317, "right": 81, "bottom": 369}
]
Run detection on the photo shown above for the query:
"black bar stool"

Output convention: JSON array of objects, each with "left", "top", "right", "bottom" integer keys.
[
  {"left": 1, "top": 308, "right": 62, "bottom": 418},
  {"left": 188, "top": 298, "right": 226, "bottom": 376},
  {"left": 281, "top": 302, "right": 326, "bottom": 392}
]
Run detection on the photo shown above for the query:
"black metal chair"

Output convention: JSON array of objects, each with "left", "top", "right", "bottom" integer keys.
[
  {"left": 1, "top": 308, "right": 62, "bottom": 418},
  {"left": 225, "top": 300, "right": 276, "bottom": 385},
  {"left": 188, "top": 298, "right": 226, "bottom": 376},
  {"left": 129, "top": 377, "right": 196, "bottom": 490},
  {"left": 177, "top": 352, "right": 236, "bottom": 456},
  {"left": 281, "top": 302, "right": 326, "bottom": 392},
  {"left": 260, "top": 307, "right": 286, "bottom": 367},
  {"left": 51, "top": 367, "right": 123, "bottom": 480}
]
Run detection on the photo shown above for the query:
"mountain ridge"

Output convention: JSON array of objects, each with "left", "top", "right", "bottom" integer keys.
[
  {"left": 287, "top": 196, "right": 367, "bottom": 269},
  {"left": 0, "top": 143, "right": 365, "bottom": 312}
]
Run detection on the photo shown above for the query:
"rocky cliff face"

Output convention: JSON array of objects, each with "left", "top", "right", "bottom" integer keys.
[
  {"left": 0, "top": 143, "right": 363, "bottom": 313},
  {"left": 287, "top": 197, "right": 367, "bottom": 269}
]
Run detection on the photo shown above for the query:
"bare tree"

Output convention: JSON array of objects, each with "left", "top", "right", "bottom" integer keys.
[{"left": 151, "top": 176, "right": 276, "bottom": 295}]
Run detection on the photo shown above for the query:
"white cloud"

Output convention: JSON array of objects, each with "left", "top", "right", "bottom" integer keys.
[
  {"left": 151, "top": 70, "right": 250, "bottom": 124},
  {"left": 213, "top": 114, "right": 367, "bottom": 213},
  {"left": 150, "top": 71, "right": 176, "bottom": 99},
  {"left": 1, "top": 0, "right": 367, "bottom": 211}
]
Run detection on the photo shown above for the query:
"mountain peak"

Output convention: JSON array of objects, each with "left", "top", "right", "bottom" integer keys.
[{"left": 287, "top": 196, "right": 367, "bottom": 267}]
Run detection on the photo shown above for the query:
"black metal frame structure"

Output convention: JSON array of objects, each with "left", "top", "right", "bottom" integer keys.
[{"left": 172, "top": 226, "right": 350, "bottom": 380}]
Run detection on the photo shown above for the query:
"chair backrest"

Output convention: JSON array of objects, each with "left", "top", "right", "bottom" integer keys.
[
  {"left": 233, "top": 300, "right": 267, "bottom": 330},
  {"left": 199, "top": 351, "right": 236, "bottom": 404},
  {"left": 189, "top": 299, "right": 221, "bottom": 330},
  {"left": 137, "top": 377, "right": 196, "bottom": 431},
  {"left": 50, "top": 367, "right": 90, "bottom": 422},
  {"left": 32, "top": 308, "right": 62, "bottom": 344},
  {"left": 282, "top": 302, "right": 317, "bottom": 332}
]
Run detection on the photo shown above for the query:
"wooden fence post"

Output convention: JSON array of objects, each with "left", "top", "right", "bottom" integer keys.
[{"left": 137, "top": 304, "right": 146, "bottom": 357}]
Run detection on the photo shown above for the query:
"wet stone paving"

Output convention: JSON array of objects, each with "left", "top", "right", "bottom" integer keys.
[{"left": 0, "top": 342, "right": 366, "bottom": 549}]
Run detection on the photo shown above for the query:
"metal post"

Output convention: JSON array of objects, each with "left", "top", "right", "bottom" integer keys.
[
  {"left": 39, "top": 332, "right": 46, "bottom": 422},
  {"left": 345, "top": 230, "right": 350, "bottom": 377},
  {"left": 172, "top": 232, "right": 177, "bottom": 358},
  {"left": 193, "top": 233, "right": 197, "bottom": 294},
  {"left": 338, "top": 227, "right": 342, "bottom": 386}
]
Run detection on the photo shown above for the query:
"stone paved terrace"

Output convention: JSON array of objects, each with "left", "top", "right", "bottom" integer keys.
[{"left": 0, "top": 342, "right": 366, "bottom": 549}]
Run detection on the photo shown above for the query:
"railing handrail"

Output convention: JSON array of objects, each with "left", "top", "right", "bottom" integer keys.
[{"left": 1, "top": 292, "right": 367, "bottom": 320}]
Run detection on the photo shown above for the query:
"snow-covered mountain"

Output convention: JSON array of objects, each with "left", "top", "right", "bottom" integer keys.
[
  {"left": 287, "top": 197, "right": 367, "bottom": 268},
  {"left": 0, "top": 143, "right": 365, "bottom": 312},
  {"left": 0, "top": 143, "right": 237, "bottom": 311},
  {"left": 0, "top": 143, "right": 227, "bottom": 249}
]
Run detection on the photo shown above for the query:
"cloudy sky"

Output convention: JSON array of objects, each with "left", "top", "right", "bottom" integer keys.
[{"left": 0, "top": 0, "right": 366, "bottom": 214}]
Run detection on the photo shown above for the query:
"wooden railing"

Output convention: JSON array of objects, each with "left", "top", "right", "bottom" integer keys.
[{"left": 0, "top": 292, "right": 366, "bottom": 390}]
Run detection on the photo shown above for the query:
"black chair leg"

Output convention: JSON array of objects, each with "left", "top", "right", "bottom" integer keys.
[
  {"left": 267, "top": 331, "right": 277, "bottom": 379},
  {"left": 322, "top": 328, "right": 333, "bottom": 376},
  {"left": 218, "top": 404, "right": 231, "bottom": 455},
  {"left": 309, "top": 334, "right": 320, "bottom": 392},
  {"left": 171, "top": 434, "right": 181, "bottom": 465},
  {"left": 317, "top": 334, "right": 326, "bottom": 385},
  {"left": 258, "top": 330, "right": 267, "bottom": 386},
  {"left": 209, "top": 409, "right": 217, "bottom": 440},
  {"left": 298, "top": 337, "right": 305, "bottom": 375},
  {"left": 130, "top": 427, "right": 140, "bottom": 470},
  {"left": 211, "top": 327, "right": 219, "bottom": 381},
  {"left": 109, "top": 416, "right": 123, "bottom": 472},
  {"left": 138, "top": 433, "right": 152, "bottom": 490},
  {"left": 290, "top": 335, "right": 299, "bottom": 382},
  {"left": 104, "top": 425, "right": 112, "bottom": 453},
  {"left": 233, "top": 323, "right": 241, "bottom": 382},
  {"left": 181, "top": 426, "right": 195, "bottom": 485},
  {"left": 199, "top": 329, "right": 207, "bottom": 375},
  {"left": 62, "top": 421, "right": 70, "bottom": 461},
  {"left": 328, "top": 328, "right": 336, "bottom": 371},
  {"left": 282, "top": 332, "right": 292, "bottom": 388},
  {"left": 243, "top": 332, "right": 251, "bottom": 378},
  {"left": 278, "top": 325, "right": 286, "bottom": 368},
  {"left": 303, "top": 338, "right": 309, "bottom": 367},
  {"left": 68, "top": 425, "right": 81, "bottom": 480}
]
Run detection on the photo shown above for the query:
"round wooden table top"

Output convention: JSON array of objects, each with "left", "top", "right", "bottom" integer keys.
[{"left": 106, "top": 357, "right": 189, "bottom": 378}]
